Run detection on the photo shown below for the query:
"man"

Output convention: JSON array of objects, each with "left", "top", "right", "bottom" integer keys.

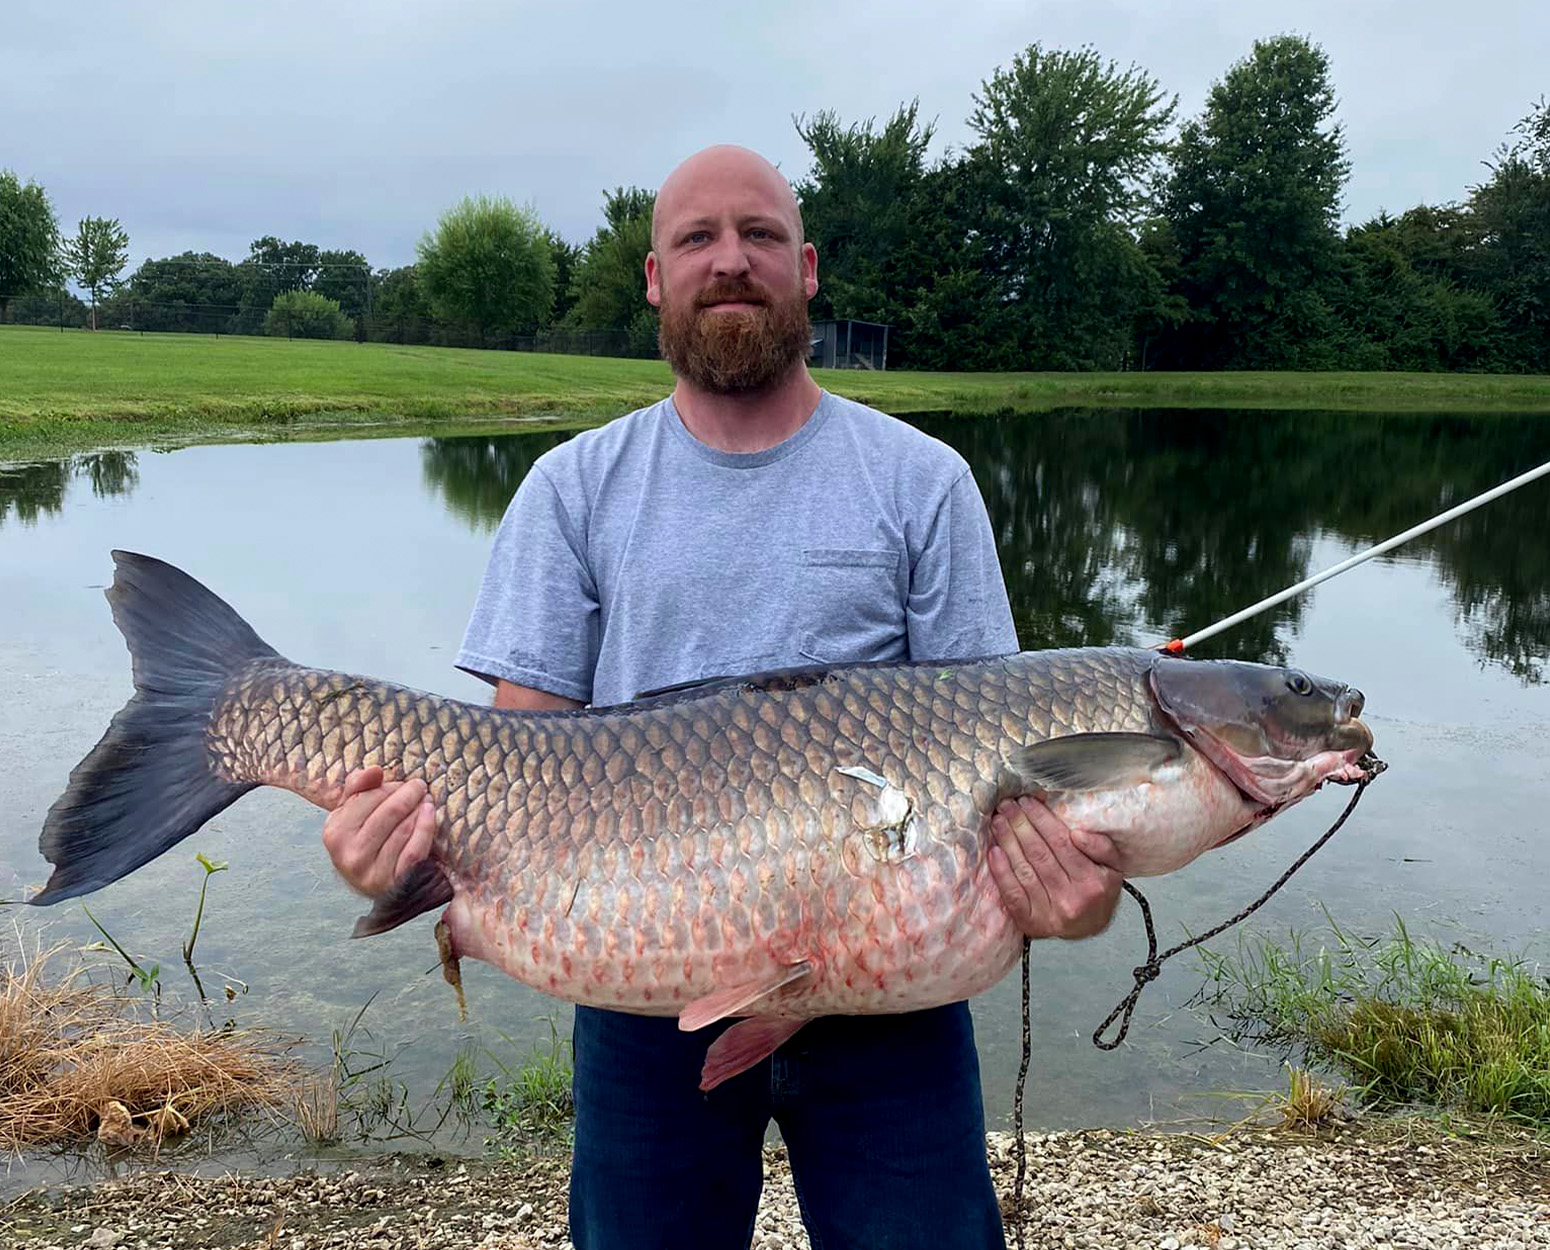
[{"left": 320, "top": 144, "right": 1123, "bottom": 1249}]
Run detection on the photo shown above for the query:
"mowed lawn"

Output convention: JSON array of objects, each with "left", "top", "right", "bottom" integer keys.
[
  {"left": 3, "top": 324, "right": 1550, "bottom": 457},
  {"left": 0, "top": 325, "right": 678, "bottom": 423}
]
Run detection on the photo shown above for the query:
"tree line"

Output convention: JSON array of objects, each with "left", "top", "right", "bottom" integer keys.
[{"left": 2, "top": 33, "right": 1546, "bottom": 371}]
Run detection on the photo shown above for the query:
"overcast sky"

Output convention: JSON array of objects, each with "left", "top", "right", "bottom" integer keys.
[{"left": 4, "top": 1, "right": 1544, "bottom": 275}]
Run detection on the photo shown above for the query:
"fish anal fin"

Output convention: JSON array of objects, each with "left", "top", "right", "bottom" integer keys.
[
  {"left": 1010, "top": 732, "right": 1182, "bottom": 792},
  {"left": 352, "top": 860, "right": 454, "bottom": 938},
  {"left": 678, "top": 961, "right": 813, "bottom": 1032},
  {"left": 700, "top": 1017, "right": 808, "bottom": 1091}
]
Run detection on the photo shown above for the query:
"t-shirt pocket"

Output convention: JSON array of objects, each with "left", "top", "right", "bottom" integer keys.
[{"left": 797, "top": 546, "right": 906, "bottom": 664}]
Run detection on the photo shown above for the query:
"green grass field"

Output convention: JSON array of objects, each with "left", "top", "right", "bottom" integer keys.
[{"left": 4, "top": 324, "right": 1550, "bottom": 460}]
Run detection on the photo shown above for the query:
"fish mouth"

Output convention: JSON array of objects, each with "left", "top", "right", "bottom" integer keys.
[
  {"left": 1200, "top": 725, "right": 1375, "bottom": 850},
  {"left": 1187, "top": 720, "right": 1373, "bottom": 808}
]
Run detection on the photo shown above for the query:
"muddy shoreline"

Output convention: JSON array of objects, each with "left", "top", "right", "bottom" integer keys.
[{"left": 3, "top": 1122, "right": 1547, "bottom": 1249}]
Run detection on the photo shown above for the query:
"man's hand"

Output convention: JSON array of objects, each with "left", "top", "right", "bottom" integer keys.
[
  {"left": 320, "top": 766, "right": 437, "bottom": 899},
  {"left": 988, "top": 795, "right": 1123, "bottom": 940}
]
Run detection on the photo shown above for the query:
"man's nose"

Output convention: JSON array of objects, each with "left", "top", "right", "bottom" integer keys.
[{"left": 708, "top": 233, "right": 751, "bottom": 276}]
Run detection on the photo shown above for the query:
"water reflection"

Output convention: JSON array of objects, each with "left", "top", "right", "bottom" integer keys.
[
  {"left": 0, "top": 452, "right": 140, "bottom": 527},
  {"left": 421, "top": 409, "right": 1550, "bottom": 683},
  {"left": 419, "top": 432, "right": 573, "bottom": 534}
]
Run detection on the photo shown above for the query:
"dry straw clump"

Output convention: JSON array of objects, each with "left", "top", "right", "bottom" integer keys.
[{"left": 0, "top": 937, "right": 299, "bottom": 1152}]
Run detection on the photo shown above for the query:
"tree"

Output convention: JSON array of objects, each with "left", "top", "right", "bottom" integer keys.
[
  {"left": 894, "top": 157, "right": 1016, "bottom": 370},
  {"left": 564, "top": 186, "right": 654, "bottom": 335},
  {"left": 312, "top": 248, "right": 371, "bottom": 328},
  {"left": 126, "top": 251, "right": 246, "bottom": 332},
  {"left": 264, "top": 289, "right": 354, "bottom": 340},
  {"left": 1458, "top": 98, "right": 1550, "bottom": 372},
  {"left": 416, "top": 196, "right": 556, "bottom": 342},
  {"left": 962, "top": 44, "right": 1177, "bottom": 368},
  {"left": 1158, "top": 35, "right": 1350, "bottom": 369},
  {"left": 235, "top": 236, "right": 322, "bottom": 332},
  {"left": 369, "top": 265, "right": 432, "bottom": 343},
  {"left": 65, "top": 216, "right": 130, "bottom": 330},
  {"left": 248, "top": 236, "right": 321, "bottom": 292},
  {"left": 0, "top": 169, "right": 60, "bottom": 320},
  {"left": 1131, "top": 219, "right": 1191, "bottom": 370},
  {"left": 1330, "top": 212, "right": 1500, "bottom": 370},
  {"left": 794, "top": 102, "right": 938, "bottom": 327},
  {"left": 548, "top": 230, "right": 582, "bottom": 325}
]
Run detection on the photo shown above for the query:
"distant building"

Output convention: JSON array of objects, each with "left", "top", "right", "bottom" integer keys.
[{"left": 809, "top": 319, "right": 889, "bottom": 370}]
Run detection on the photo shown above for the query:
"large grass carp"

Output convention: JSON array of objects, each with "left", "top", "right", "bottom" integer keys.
[{"left": 31, "top": 552, "right": 1374, "bottom": 1088}]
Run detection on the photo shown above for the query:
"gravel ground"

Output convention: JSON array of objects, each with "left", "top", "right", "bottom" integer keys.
[{"left": 2, "top": 1123, "right": 1547, "bottom": 1249}]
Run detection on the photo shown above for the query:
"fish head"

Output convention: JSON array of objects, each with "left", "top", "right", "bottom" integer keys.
[{"left": 1149, "top": 656, "right": 1372, "bottom": 808}]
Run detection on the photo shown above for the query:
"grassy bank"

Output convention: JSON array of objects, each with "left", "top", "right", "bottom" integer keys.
[
  {"left": 1199, "top": 918, "right": 1550, "bottom": 1127},
  {"left": 5, "top": 324, "right": 1550, "bottom": 460}
]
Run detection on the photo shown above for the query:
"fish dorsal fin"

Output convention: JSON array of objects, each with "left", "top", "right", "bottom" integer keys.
[
  {"left": 632, "top": 673, "right": 739, "bottom": 700},
  {"left": 1009, "top": 732, "right": 1182, "bottom": 792},
  {"left": 623, "top": 652, "right": 1004, "bottom": 708},
  {"left": 632, "top": 665, "right": 840, "bottom": 702},
  {"left": 677, "top": 961, "right": 813, "bottom": 1032}
]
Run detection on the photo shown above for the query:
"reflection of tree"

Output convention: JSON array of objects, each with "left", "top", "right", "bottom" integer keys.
[
  {"left": 913, "top": 412, "right": 1139, "bottom": 649},
  {"left": 915, "top": 410, "right": 1316, "bottom": 662},
  {"left": 1108, "top": 412, "right": 1318, "bottom": 664},
  {"left": 419, "top": 432, "right": 576, "bottom": 534},
  {"left": 917, "top": 409, "right": 1550, "bottom": 682},
  {"left": 419, "top": 412, "right": 1550, "bottom": 686},
  {"left": 1347, "top": 417, "right": 1550, "bottom": 686},
  {"left": 77, "top": 451, "right": 139, "bottom": 501},
  {"left": 0, "top": 453, "right": 139, "bottom": 528}
]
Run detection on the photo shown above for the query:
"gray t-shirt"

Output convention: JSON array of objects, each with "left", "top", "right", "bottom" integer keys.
[{"left": 456, "top": 389, "right": 1019, "bottom": 707}]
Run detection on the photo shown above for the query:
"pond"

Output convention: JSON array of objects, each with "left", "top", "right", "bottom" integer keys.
[{"left": 3, "top": 406, "right": 1548, "bottom": 1181}]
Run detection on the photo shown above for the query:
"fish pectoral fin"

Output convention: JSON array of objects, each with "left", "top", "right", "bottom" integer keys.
[
  {"left": 677, "top": 962, "right": 814, "bottom": 1032},
  {"left": 351, "top": 860, "right": 454, "bottom": 938},
  {"left": 1010, "top": 732, "right": 1182, "bottom": 792},
  {"left": 700, "top": 1017, "right": 808, "bottom": 1091}
]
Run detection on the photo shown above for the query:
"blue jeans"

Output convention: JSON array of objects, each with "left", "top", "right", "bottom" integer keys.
[{"left": 568, "top": 1002, "right": 1007, "bottom": 1250}]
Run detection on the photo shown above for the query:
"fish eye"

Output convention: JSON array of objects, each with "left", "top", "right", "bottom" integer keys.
[{"left": 1285, "top": 671, "right": 1314, "bottom": 696}]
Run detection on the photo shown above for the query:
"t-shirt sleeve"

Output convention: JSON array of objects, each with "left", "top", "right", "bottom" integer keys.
[
  {"left": 906, "top": 467, "right": 1020, "bottom": 663},
  {"left": 454, "top": 462, "right": 600, "bottom": 703}
]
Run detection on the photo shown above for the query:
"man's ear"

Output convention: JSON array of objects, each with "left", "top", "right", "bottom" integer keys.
[{"left": 645, "top": 251, "right": 661, "bottom": 308}]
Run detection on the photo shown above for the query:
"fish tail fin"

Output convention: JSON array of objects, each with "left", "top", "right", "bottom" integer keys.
[{"left": 29, "top": 551, "right": 281, "bottom": 906}]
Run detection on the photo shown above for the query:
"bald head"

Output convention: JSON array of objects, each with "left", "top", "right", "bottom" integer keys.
[{"left": 650, "top": 145, "right": 804, "bottom": 254}]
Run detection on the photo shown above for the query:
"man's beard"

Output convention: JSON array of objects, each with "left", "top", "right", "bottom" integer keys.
[{"left": 657, "top": 276, "right": 812, "bottom": 395}]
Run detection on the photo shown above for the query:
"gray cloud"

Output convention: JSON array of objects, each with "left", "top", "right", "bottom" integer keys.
[{"left": 4, "top": 0, "right": 1543, "bottom": 274}]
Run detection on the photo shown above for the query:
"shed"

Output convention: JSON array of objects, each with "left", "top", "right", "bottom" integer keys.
[{"left": 809, "top": 319, "right": 889, "bottom": 370}]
